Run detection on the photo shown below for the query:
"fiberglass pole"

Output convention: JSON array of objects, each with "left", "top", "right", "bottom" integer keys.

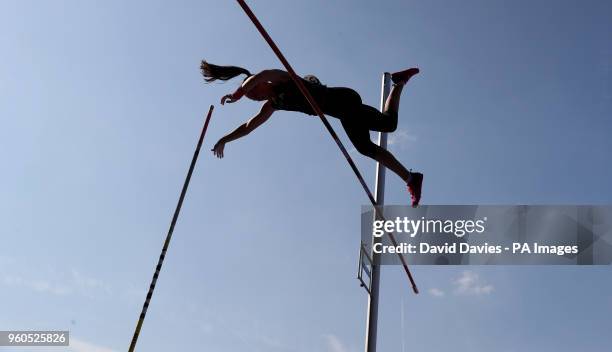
[
  {"left": 364, "top": 72, "right": 391, "bottom": 352},
  {"left": 128, "top": 105, "right": 214, "bottom": 352}
]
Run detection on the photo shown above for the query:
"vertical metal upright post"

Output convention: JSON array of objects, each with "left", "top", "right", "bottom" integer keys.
[{"left": 364, "top": 73, "right": 392, "bottom": 352}]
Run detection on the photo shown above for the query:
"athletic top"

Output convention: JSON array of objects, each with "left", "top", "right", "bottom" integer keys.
[{"left": 270, "top": 78, "right": 327, "bottom": 116}]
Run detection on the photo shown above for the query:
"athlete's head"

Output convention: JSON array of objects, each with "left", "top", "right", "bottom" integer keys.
[
  {"left": 200, "top": 60, "right": 252, "bottom": 83},
  {"left": 303, "top": 74, "right": 321, "bottom": 85}
]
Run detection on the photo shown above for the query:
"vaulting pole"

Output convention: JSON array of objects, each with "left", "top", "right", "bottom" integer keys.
[
  {"left": 364, "top": 73, "right": 391, "bottom": 352},
  {"left": 128, "top": 105, "right": 214, "bottom": 352}
]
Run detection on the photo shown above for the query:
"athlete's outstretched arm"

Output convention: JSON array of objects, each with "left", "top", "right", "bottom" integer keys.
[
  {"left": 212, "top": 101, "right": 275, "bottom": 158},
  {"left": 221, "top": 69, "right": 290, "bottom": 104}
]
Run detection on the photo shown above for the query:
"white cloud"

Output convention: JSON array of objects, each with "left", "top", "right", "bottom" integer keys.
[
  {"left": 123, "top": 284, "right": 146, "bottom": 301},
  {"left": 0, "top": 269, "right": 111, "bottom": 298},
  {"left": 69, "top": 338, "right": 116, "bottom": 352},
  {"left": 453, "top": 271, "right": 494, "bottom": 296},
  {"left": 71, "top": 269, "right": 112, "bottom": 296},
  {"left": 324, "top": 334, "right": 348, "bottom": 352},
  {"left": 1, "top": 274, "right": 72, "bottom": 296},
  {"left": 428, "top": 287, "right": 445, "bottom": 297},
  {"left": 387, "top": 129, "right": 417, "bottom": 148}
]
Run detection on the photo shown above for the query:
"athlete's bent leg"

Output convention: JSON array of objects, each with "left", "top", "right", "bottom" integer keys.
[
  {"left": 342, "top": 119, "right": 423, "bottom": 206},
  {"left": 342, "top": 120, "right": 411, "bottom": 181},
  {"left": 384, "top": 67, "right": 419, "bottom": 116}
]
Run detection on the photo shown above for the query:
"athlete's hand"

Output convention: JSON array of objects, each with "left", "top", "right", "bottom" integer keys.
[
  {"left": 221, "top": 94, "right": 239, "bottom": 105},
  {"left": 212, "top": 140, "right": 226, "bottom": 158}
]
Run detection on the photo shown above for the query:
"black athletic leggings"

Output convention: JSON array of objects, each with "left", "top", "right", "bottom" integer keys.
[{"left": 321, "top": 87, "right": 398, "bottom": 159}]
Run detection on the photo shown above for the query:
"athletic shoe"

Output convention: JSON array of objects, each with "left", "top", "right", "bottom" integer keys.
[
  {"left": 391, "top": 68, "right": 420, "bottom": 85},
  {"left": 407, "top": 172, "right": 423, "bottom": 207}
]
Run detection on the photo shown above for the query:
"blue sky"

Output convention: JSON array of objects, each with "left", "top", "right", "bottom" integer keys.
[{"left": 1, "top": 0, "right": 611, "bottom": 351}]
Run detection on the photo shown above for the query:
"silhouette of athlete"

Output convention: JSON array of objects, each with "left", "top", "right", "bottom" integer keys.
[{"left": 202, "top": 61, "right": 423, "bottom": 206}]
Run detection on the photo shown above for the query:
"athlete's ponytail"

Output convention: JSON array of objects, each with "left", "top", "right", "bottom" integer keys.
[{"left": 200, "top": 60, "right": 252, "bottom": 82}]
